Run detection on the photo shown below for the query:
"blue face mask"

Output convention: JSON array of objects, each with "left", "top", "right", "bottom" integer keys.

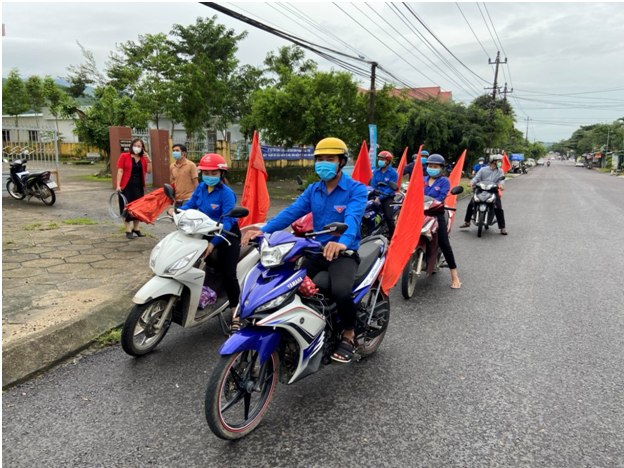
[
  {"left": 203, "top": 175, "right": 220, "bottom": 186},
  {"left": 421, "top": 157, "right": 427, "bottom": 164},
  {"left": 173, "top": 151, "right": 182, "bottom": 160},
  {"left": 427, "top": 168, "right": 441, "bottom": 178},
  {"left": 377, "top": 160, "right": 386, "bottom": 168},
  {"left": 315, "top": 161, "right": 338, "bottom": 181}
]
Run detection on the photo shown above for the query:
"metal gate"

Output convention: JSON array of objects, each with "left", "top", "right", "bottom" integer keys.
[{"left": 2, "top": 121, "right": 60, "bottom": 192}]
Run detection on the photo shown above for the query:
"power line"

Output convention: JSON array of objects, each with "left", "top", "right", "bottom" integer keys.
[
  {"left": 455, "top": 3, "right": 491, "bottom": 59},
  {"left": 476, "top": 2, "right": 499, "bottom": 52},
  {"left": 482, "top": 3, "right": 507, "bottom": 58}
]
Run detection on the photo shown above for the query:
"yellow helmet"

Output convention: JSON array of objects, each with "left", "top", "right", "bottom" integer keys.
[{"left": 313, "top": 137, "right": 349, "bottom": 159}]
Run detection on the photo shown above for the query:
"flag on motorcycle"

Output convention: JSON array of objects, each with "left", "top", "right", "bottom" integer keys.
[
  {"left": 239, "top": 131, "right": 270, "bottom": 227},
  {"left": 381, "top": 153, "right": 424, "bottom": 294},
  {"left": 351, "top": 140, "right": 373, "bottom": 185},
  {"left": 444, "top": 149, "right": 466, "bottom": 230},
  {"left": 502, "top": 152, "right": 512, "bottom": 174},
  {"left": 396, "top": 147, "right": 409, "bottom": 182},
  {"left": 123, "top": 185, "right": 173, "bottom": 224}
]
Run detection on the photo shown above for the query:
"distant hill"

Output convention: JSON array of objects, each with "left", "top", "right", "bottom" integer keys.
[{"left": 2, "top": 77, "right": 95, "bottom": 97}]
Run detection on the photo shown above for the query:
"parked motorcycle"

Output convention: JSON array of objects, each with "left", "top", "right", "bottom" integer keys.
[
  {"left": 471, "top": 180, "right": 504, "bottom": 237},
  {"left": 120, "top": 184, "right": 261, "bottom": 356},
  {"left": 3, "top": 153, "right": 57, "bottom": 205},
  {"left": 398, "top": 186, "right": 464, "bottom": 299},
  {"left": 204, "top": 223, "right": 390, "bottom": 439}
]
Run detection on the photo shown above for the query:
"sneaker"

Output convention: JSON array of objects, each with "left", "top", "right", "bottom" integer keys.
[{"left": 500, "top": 229, "right": 508, "bottom": 235}]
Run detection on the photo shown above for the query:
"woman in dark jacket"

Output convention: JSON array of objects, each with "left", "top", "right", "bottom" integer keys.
[{"left": 116, "top": 138, "right": 152, "bottom": 239}]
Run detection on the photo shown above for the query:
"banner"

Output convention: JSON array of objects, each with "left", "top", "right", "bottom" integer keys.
[
  {"left": 258, "top": 145, "right": 314, "bottom": 161},
  {"left": 368, "top": 124, "right": 377, "bottom": 168}
]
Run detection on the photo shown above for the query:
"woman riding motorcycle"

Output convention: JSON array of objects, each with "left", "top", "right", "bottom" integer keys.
[
  {"left": 167, "top": 153, "right": 242, "bottom": 329},
  {"left": 423, "top": 154, "right": 462, "bottom": 289},
  {"left": 371, "top": 150, "right": 399, "bottom": 239}
]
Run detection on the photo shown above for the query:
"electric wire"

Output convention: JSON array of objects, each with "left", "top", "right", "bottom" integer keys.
[
  {"left": 455, "top": 3, "right": 492, "bottom": 59},
  {"left": 483, "top": 3, "right": 507, "bottom": 58}
]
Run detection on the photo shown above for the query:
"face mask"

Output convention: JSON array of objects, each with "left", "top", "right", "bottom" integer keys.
[
  {"left": 173, "top": 151, "right": 182, "bottom": 160},
  {"left": 203, "top": 175, "right": 220, "bottom": 186},
  {"left": 497, "top": 162, "right": 502, "bottom": 168},
  {"left": 479, "top": 161, "right": 485, "bottom": 165},
  {"left": 421, "top": 157, "right": 427, "bottom": 164},
  {"left": 427, "top": 168, "right": 441, "bottom": 177},
  {"left": 315, "top": 161, "right": 338, "bottom": 181},
  {"left": 132, "top": 146, "right": 142, "bottom": 155},
  {"left": 377, "top": 160, "right": 386, "bottom": 168}
]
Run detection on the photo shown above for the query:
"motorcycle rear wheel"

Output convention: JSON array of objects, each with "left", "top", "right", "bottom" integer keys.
[
  {"left": 121, "top": 298, "right": 171, "bottom": 356},
  {"left": 358, "top": 288, "right": 390, "bottom": 356},
  {"left": 401, "top": 248, "right": 423, "bottom": 299},
  {"left": 205, "top": 350, "right": 278, "bottom": 440},
  {"left": 6, "top": 180, "right": 25, "bottom": 200},
  {"left": 37, "top": 183, "right": 56, "bottom": 206},
  {"left": 477, "top": 211, "right": 485, "bottom": 237}
]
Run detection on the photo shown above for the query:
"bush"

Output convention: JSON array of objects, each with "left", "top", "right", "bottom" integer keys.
[{"left": 226, "top": 167, "right": 315, "bottom": 184}]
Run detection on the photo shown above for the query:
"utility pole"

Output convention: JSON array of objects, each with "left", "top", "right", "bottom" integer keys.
[
  {"left": 485, "top": 51, "right": 507, "bottom": 152},
  {"left": 525, "top": 117, "right": 532, "bottom": 144},
  {"left": 501, "top": 82, "right": 513, "bottom": 113},
  {"left": 368, "top": 62, "right": 377, "bottom": 124}
]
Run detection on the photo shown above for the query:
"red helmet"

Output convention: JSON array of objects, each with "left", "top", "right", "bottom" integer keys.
[
  {"left": 198, "top": 153, "right": 228, "bottom": 171},
  {"left": 378, "top": 151, "right": 393, "bottom": 162}
]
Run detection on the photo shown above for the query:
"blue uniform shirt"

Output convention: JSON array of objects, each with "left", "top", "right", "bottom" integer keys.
[
  {"left": 423, "top": 175, "right": 450, "bottom": 202},
  {"left": 261, "top": 173, "right": 368, "bottom": 250},
  {"left": 180, "top": 182, "right": 237, "bottom": 246},
  {"left": 473, "top": 163, "right": 486, "bottom": 173},
  {"left": 371, "top": 166, "right": 398, "bottom": 200}
]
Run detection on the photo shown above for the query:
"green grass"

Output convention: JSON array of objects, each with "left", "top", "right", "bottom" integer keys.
[
  {"left": 95, "top": 327, "right": 122, "bottom": 347},
  {"left": 79, "top": 175, "right": 112, "bottom": 182},
  {"left": 41, "top": 222, "right": 59, "bottom": 230},
  {"left": 23, "top": 222, "right": 42, "bottom": 230},
  {"left": 5, "top": 239, "right": 14, "bottom": 244},
  {"left": 63, "top": 218, "right": 98, "bottom": 225},
  {"left": 23, "top": 222, "right": 59, "bottom": 231}
]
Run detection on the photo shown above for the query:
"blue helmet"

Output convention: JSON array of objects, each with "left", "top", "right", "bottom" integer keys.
[
  {"left": 421, "top": 150, "right": 430, "bottom": 157},
  {"left": 426, "top": 154, "right": 445, "bottom": 165}
]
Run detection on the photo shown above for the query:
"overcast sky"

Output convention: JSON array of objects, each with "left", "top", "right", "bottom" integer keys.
[{"left": 3, "top": 2, "right": 624, "bottom": 143}]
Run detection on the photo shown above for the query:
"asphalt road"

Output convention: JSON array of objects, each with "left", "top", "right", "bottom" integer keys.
[{"left": 3, "top": 161, "right": 624, "bottom": 467}]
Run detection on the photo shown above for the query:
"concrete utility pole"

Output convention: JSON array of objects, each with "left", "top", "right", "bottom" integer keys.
[
  {"left": 485, "top": 51, "right": 507, "bottom": 151},
  {"left": 501, "top": 83, "right": 513, "bottom": 112},
  {"left": 525, "top": 117, "right": 532, "bottom": 144},
  {"left": 368, "top": 62, "right": 377, "bottom": 125}
]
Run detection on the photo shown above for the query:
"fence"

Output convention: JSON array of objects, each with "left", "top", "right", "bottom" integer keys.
[
  {"left": 2, "top": 121, "right": 59, "bottom": 171},
  {"left": 172, "top": 134, "right": 215, "bottom": 163},
  {"left": 131, "top": 129, "right": 152, "bottom": 184}
]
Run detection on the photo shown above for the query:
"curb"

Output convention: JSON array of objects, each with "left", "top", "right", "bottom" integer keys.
[{"left": 2, "top": 287, "right": 139, "bottom": 390}]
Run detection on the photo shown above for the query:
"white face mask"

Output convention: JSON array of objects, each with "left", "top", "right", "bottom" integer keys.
[{"left": 132, "top": 146, "right": 142, "bottom": 155}]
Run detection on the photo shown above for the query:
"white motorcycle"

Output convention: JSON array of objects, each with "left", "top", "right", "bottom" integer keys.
[{"left": 121, "top": 184, "right": 261, "bottom": 356}]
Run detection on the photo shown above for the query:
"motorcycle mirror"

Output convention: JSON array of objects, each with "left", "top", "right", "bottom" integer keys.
[
  {"left": 450, "top": 186, "right": 464, "bottom": 195},
  {"left": 224, "top": 207, "right": 250, "bottom": 219},
  {"left": 321, "top": 222, "right": 348, "bottom": 236},
  {"left": 296, "top": 175, "right": 303, "bottom": 186},
  {"left": 163, "top": 184, "right": 175, "bottom": 201},
  {"left": 388, "top": 181, "right": 399, "bottom": 191}
]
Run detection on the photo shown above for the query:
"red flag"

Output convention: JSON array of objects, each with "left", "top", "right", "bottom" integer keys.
[
  {"left": 396, "top": 147, "right": 408, "bottom": 182},
  {"left": 124, "top": 186, "right": 173, "bottom": 225},
  {"left": 502, "top": 152, "right": 512, "bottom": 174},
  {"left": 239, "top": 131, "right": 270, "bottom": 227},
  {"left": 351, "top": 140, "right": 373, "bottom": 185},
  {"left": 444, "top": 149, "right": 466, "bottom": 231},
  {"left": 381, "top": 151, "right": 424, "bottom": 294}
]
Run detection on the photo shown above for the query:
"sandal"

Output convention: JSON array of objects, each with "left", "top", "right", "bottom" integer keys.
[
  {"left": 331, "top": 337, "right": 356, "bottom": 364},
  {"left": 451, "top": 282, "right": 462, "bottom": 289},
  {"left": 459, "top": 222, "right": 471, "bottom": 229}
]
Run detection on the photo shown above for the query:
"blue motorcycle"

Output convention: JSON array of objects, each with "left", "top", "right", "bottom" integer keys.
[
  {"left": 204, "top": 223, "right": 390, "bottom": 439},
  {"left": 360, "top": 181, "right": 402, "bottom": 239}
]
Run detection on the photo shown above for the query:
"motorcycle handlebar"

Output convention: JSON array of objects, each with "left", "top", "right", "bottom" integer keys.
[
  {"left": 444, "top": 207, "right": 456, "bottom": 211},
  {"left": 222, "top": 230, "right": 239, "bottom": 238}
]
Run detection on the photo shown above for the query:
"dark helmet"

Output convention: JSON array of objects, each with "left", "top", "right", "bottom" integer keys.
[{"left": 426, "top": 154, "right": 445, "bottom": 165}]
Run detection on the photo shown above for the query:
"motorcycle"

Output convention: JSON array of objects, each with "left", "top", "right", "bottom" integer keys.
[
  {"left": 399, "top": 186, "right": 464, "bottom": 299},
  {"left": 3, "top": 153, "right": 57, "bottom": 205},
  {"left": 471, "top": 180, "right": 504, "bottom": 238},
  {"left": 120, "top": 184, "right": 262, "bottom": 356},
  {"left": 204, "top": 223, "right": 391, "bottom": 439},
  {"left": 547, "top": 161, "right": 550, "bottom": 167}
]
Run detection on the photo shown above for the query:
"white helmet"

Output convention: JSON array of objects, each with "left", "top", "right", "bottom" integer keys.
[{"left": 490, "top": 154, "right": 503, "bottom": 162}]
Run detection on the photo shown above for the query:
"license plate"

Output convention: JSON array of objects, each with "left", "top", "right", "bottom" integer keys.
[{"left": 46, "top": 181, "right": 58, "bottom": 189}]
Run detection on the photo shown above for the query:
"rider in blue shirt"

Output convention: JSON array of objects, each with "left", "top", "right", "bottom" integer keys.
[
  {"left": 242, "top": 137, "right": 368, "bottom": 364},
  {"left": 404, "top": 150, "right": 429, "bottom": 180},
  {"left": 472, "top": 157, "right": 486, "bottom": 175},
  {"left": 371, "top": 151, "right": 398, "bottom": 239},
  {"left": 424, "top": 154, "right": 461, "bottom": 289}
]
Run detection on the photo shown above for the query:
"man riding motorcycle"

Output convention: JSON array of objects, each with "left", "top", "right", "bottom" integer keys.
[
  {"left": 404, "top": 150, "right": 429, "bottom": 181},
  {"left": 460, "top": 154, "right": 508, "bottom": 235},
  {"left": 472, "top": 156, "right": 487, "bottom": 175},
  {"left": 242, "top": 137, "right": 368, "bottom": 363},
  {"left": 371, "top": 150, "right": 399, "bottom": 239}
]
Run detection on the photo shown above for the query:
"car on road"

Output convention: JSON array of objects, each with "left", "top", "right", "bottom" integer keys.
[
  {"left": 527, "top": 158, "right": 536, "bottom": 167},
  {"left": 537, "top": 159, "right": 545, "bottom": 166},
  {"left": 575, "top": 160, "right": 585, "bottom": 167}
]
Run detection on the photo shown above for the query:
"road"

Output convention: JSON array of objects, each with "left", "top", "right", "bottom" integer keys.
[{"left": 3, "top": 162, "right": 624, "bottom": 467}]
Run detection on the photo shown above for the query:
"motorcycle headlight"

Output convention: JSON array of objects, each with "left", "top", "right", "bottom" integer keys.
[
  {"left": 164, "top": 250, "right": 198, "bottom": 275},
  {"left": 488, "top": 195, "right": 496, "bottom": 202},
  {"left": 255, "top": 291, "right": 292, "bottom": 313},
  {"left": 474, "top": 195, "right": 479, "bottom": 202},
  {"left": 260, "top": 239, "right": 295, "bottom": 268},
  {"left": 178, "top": 214, "right": 203, "bottom": 234},
  {"left": 149, "top": 241, "right": 163, "bottom": 268}
]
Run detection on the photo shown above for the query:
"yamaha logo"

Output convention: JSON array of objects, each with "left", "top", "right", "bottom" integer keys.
[{"left": 286, "top": 277, "right": 303, "bottom": 289}]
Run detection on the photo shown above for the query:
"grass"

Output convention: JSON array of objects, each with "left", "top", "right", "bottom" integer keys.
[
  {"left": 79, "top": 175, "right": 112, "bottom": 182},
  {"left": 116, "top": 225, "right": 155, "bottom": 238},
  {"left": 63, "top": 218, "right": 98, "bottom": 225},
  {"left": 23, "top": 222, "right": 59, "bottom": 231},
  {"left": 5, "top": 239, "right": 14, "bottom": 244},
  {"left": 95, "top": 327, "right": 122, "bottom": 347},
  {"left": 23, "top": 222, "right": 42, "bottom": 230}
]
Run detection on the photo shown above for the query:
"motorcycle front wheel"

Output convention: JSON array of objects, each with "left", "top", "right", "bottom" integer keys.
[
  {"left": 37, "top": 182, "right": 56, "bottom": 206},
  {"left": 401, "top": 248, "right": 423, "bottom": 299},
  {"left": 121, "top": 298, "right": 172, "bottom": 356},
  {"left": 205, "top": 350, "right": 278, "bottom": 440},
  {"left": 6, "top": 180, "right": 25, "bottom": 200},
  {"left": 477, "top": 211, "right": 485, "bottom": 237}
]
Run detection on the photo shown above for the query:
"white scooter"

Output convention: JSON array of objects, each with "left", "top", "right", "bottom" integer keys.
[{"left": 121, "top": 184, "right": 262, "bottom": 356}]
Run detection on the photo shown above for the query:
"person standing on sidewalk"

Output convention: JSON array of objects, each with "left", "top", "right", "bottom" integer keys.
[
  {"left": 170, "top": 144, "right": 198, "bottom": 208},
  {"left": 116, "top": 138, "right": 152, "bottom": 239}
]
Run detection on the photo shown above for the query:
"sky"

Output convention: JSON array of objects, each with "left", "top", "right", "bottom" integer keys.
[{"left": 2, "top": 1, "right": 624, "bottom": 143}]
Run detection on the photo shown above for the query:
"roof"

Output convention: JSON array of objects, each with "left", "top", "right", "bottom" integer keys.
[{"left": 359, "top": 86, "right": 452, "bottom": 102}]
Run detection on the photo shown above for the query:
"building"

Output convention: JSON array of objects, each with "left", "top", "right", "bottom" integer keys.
[{"left": 358, "top": 86, "right": 452, "bottom": 102}]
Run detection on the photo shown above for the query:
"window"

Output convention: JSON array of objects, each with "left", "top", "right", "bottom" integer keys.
[
  {"left": 28, "top": 130, "right": 39, "bottom": 142},
  {"left": 226, "top": 131, "right": 231, "bottom": 143}
]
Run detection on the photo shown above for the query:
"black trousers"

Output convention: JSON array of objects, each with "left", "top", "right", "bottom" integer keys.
[
  {"left": 211, "top": 223, "right": 241, "bottom": 308},
  {"left": 302, "top": 253, "right": 360, "bottom": 330},
  {"left": 380, "top": 197, "right": 396, "bottom": 238},
  {"left": 464, "top": 196, "right": 505, "bottom": 229},
  {"left": 436, "top": 213, "right": 457, "bottom": 270}
]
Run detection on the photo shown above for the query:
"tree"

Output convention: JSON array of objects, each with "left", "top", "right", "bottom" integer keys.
[
  {"left": 24, "top": 75, "right": 46, "bottom": 127},
  {"left": 63, "top": 41, "right": 107, "bottom": 97},
  {"left": 43, "top": 76, "right": 70, "bottom": 135},
  {"left": 263, "top": 45, "right": 317, "bottom": 88},
  {"left": 2, "top": 68, "right": 29, "bottom": 125}
]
